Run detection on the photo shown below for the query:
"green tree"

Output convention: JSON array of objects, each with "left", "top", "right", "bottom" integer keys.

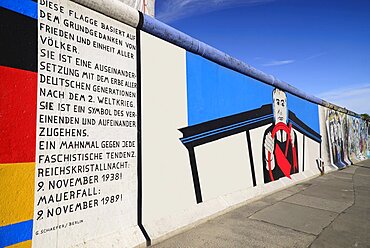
[{"left": 361, "top": 113, "right": 370, "bottom": 121}]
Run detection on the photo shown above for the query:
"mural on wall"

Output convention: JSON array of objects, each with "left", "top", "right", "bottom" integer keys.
[
  {"left": 3, "top": 1, "right": 370, "bottom": 246},
  {"left": 1, "top": 0, "right": 147, "bottom": 247},
  {"left": 0, "top": 2, "right": 37, "bottom": 248},
  {"left": 322, "top": 108, "right": 369, "bottom": 168},
  {"left": 33, "top": 0, "right": 146, "bottom": 247},
  {"left": 367, "top": 123, "right": 370, "bottom": 158},
  {"left": 348, "top": 116, "right": 360, "bottom": 163},
  {"left": 179, "top": 104, "right": 272, "bottom": 203},
  {"left": 262, "top": 88, "right": 298, "bottom": 183},
  {"left": 179, "top": 88, "right": 321, "bottom": 203},
  {"left": 326, "top": 110, "right": 350, "bottom": 168},
  {"left": 347, "top": 114, "right": 368, "bottom": 161},
  {"left": 180, "top": 55, "right": 322, "bottom": 203},
  {"left": 360, "top": 121, "right": 368, "bottom": 158}
]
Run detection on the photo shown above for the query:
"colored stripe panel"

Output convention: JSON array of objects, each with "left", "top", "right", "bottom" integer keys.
[
  {"left": 0, "top": 66, "right": 37, "bottom": 163},
  {"left": 0, "top": 0, "right": 37, "bottom": 19},
  {"left": 0, "top": 8, "right": 37, "bottom": 72},
  {"left": 0, "top": 163, "right": 35, "bottom": 226},
  {"left": 181, "top": 115, "right": 273, "bottom": 143},
  {"left": 5, "top": 240, "right": 32, "bottom": 248},
  {"left": 0, "top": 220, "right": 33, "bottom": 248}
]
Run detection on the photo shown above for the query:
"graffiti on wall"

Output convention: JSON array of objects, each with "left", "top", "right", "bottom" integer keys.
[
  {"left": 360, "top": 121, "right": 369, "bottom": 158},
  {"left": 368, "top": 123, "right": 370, "bottom": 158},
  {"left": 349, "top": 116, "right": 360, "bottom": 162},
  {"left": 326, "top": 110, "right": 350, "bottom": 167},
  {"left": 323, "top": 108, "right": 369, "bottom": 168}
]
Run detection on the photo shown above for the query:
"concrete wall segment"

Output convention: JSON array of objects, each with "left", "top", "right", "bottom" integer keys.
[
  {"left": 70, "top": 0, "right": 140, "bottom": 27},
  {"left": 117, "top": 0, "right": 155, "bottom": 16},
  {"left": 69, "top": 0, "right": 361, "bottom": 117},
  {"left": 35, "top": 0, "right": 364, "bottom": 117},
  {"left": 140, "top": 31, "right": 194, "bottom": 225},
  {"left": 140, "top": 14, "right": 354, "bottom": 115},
  {"left": 1, "top": 0, "right": 369, "bottom": 247},
  {"left": 33, "top": 0, "right": 143, "bottom": 247}
]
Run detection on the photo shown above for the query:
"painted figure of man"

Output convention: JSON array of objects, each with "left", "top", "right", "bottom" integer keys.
[{"left": 262, "top": 88, "right": 298, "bottom": 183}]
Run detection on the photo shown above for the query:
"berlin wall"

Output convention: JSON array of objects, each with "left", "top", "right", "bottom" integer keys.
[{"left": 0, "top": 0, "right": 369, "bottom": 247}]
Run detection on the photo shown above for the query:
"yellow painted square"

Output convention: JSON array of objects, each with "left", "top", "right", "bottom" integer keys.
[{"left": 0, "top": 163, "right": 35, "bottom": 226}]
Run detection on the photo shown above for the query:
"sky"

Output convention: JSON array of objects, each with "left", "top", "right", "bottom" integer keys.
[{"left": 155, "top": 0, "right": 370, "bottom": 114}]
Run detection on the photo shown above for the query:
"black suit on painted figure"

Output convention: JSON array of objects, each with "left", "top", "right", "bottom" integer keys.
[{"left": 263, "top": 88, "right": 298, "bottom": 183}]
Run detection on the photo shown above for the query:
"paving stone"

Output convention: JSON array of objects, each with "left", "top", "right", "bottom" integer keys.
[
  {"left": 283, "top": 193, "right": 351, "bottom": 213},
  {"left": 262, "top": 189, "right": 299, "bottom": 203},
  {"left": 309, "top": 175, "right": 353, "bottom": 189},
  {"left": 286, "top": 183, "right": 312, "bottom": 193},
  {"left": 354, "top": 174, "right": 370, "bottom": 188},
  {"left": 216, "top": 200, "right": 272, "bottom": 220},
  {"left": 310, "top": 207, "right": 370, "bottom": 248},
  {"left": 338, "top": 166, "right": 357, "bottom": 174},
  {"left": 331, "top": 170, "right": 354, "bottom": 179},
  {"left": 250, "top": 202, "right": 338, "bottom": 235},
  {"left": 152, "top": 218, "right": 316, "bottom": 248},
  {"left": 353, "top": 189, "right": 370, "bottom": 208},
  {"left": 299, "top": 184, "right": 354, "bottom": 204}
]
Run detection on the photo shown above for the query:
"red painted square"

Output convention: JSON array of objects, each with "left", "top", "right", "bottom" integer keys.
[{"left": 0, "top": 66, "right": 37, "bottom": 163}]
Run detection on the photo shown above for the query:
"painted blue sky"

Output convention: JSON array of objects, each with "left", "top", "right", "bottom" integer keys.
[{"left": 155, "top": 0, "right": 370, "bottom": 114}]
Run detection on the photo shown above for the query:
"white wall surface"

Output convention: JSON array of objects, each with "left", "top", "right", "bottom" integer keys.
[{"left": 140, "top": 31, "right": 196, "bottom": 233}]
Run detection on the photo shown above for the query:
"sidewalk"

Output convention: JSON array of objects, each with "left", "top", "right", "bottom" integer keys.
[{"left": 152, "top": 160, "right": 370, "bottom": 247}]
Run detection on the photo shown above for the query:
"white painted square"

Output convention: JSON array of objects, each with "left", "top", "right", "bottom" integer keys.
[{"left": 195, "top": 133, "right": 253, "bottom": 201}]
